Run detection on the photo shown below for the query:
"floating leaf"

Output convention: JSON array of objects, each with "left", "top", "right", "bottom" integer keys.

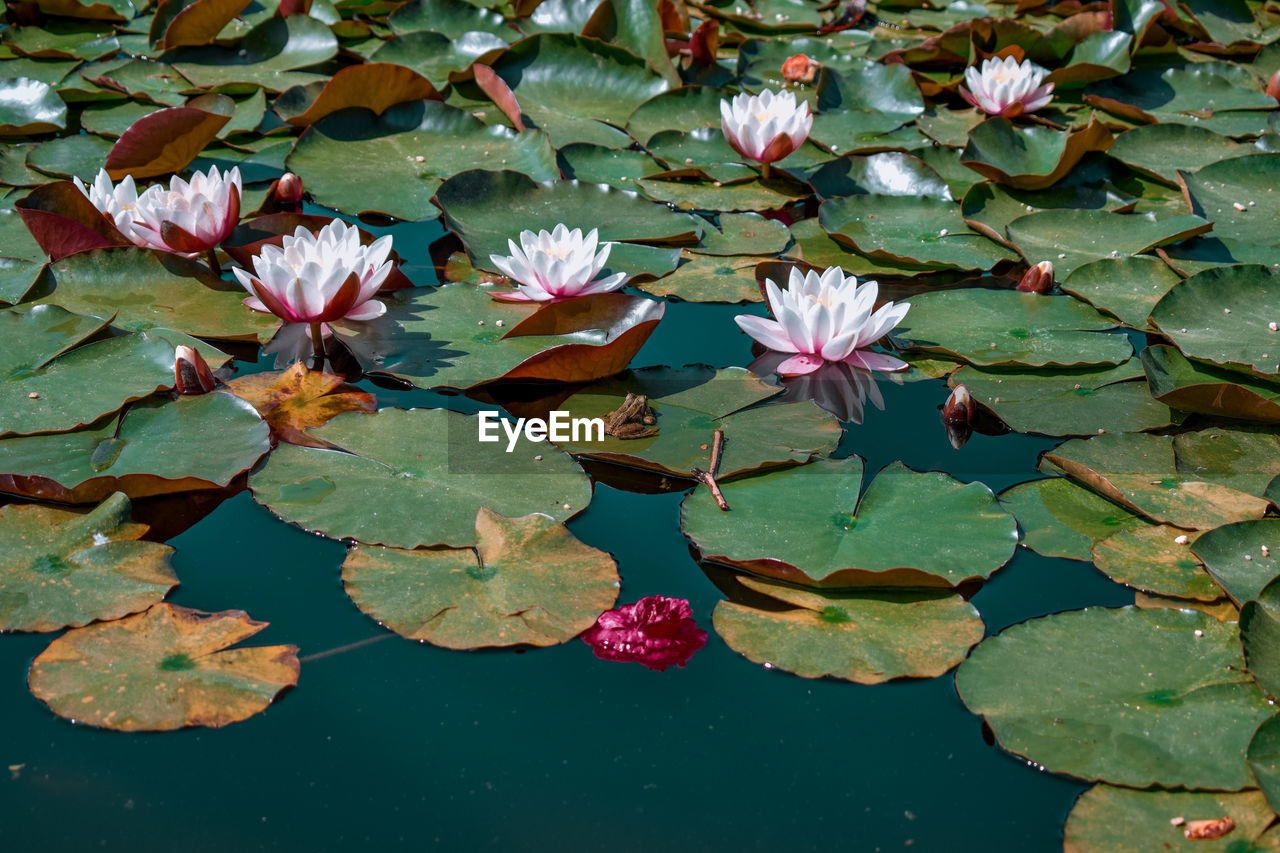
[
  {"left": 803, "top": 152, "right": 952, "bottom": 201},
  {"left": 682, "top": 457, "right": 1018, "bottom": 588},
  {"left": 171, "top": 16, "right": 337, "bottom": 91},
  {"left": 956, "top": 606, "right": 1274, "bottom": 789},
  {"left": 1180, "top": 154, "right": 1280, "bottom": 247},
  {"left": 280, "top": 63, "right": 439, "bottom": 128},
  {"left": 386, "top": 0, "right": 512, "bottom": 40},
  {"left": 819, "top": 194, "right": 1015, "bottom": 270},
  {"left": 1193, "top": 520, "right": 1280, "bottom": 605},
  {"left": 249, "top": 408, "right": 591, "bottom": 548},
  {"left": 634, "top": 253, "right": 763, "bottom": 303},
  {"left": 14, "top": 180, "right": 134, "bottom": 261},
  {"left": 1108, "top": 124, "right": 1252, "bottom": 184},
  {"left": 0, "top": 492, "right": 176, "bottom": 632},
  {"left": 0, "top": 391, "right": 270, "bottom": 503},
  {"left": 999, "top": 477, "right": 1145, "bottom": 562},
  {"left": 961, "top": 117, "right": 1113, "bottom": 191},
  {"left": 713, "top": 576, "right": 984, "bottom": 683},
  {"left": 224, "top": 363, "right": 376, "bottom": 447},
  {"left": 1061, "top": 256, "right": 1182, "bottom": 330},
  {"left": 691, "top": 212, "right": 790, "bottom": 257},
  {"left": 370, "top": 32, "right": 509, "bottom": 90},
  {"left": 1004, "top": 211, "right": 1212, "bottom": 278},
  {"left": 1091, "top": 525, "right": 1222, "bottom": 601},
  {"left": 1063, "top": 785, "right": 1277, "bottom": 853},
  {"left": 554, "top": 367, "right": 841, "bottom": 479},
  {"left": 1151, "top": 265, "right": 1280, "bottom": 379},
  {"left": 0, "top": 77, "right": 66, "bottom": 137},
  {"left": 951, "top": 360, "right": 1180, "bottom": 435},
  {"left": 900, "top": 290, "right": 1131, "bottom": 368},
  {"left": 1144, "top": 345, "right": 1280, "bottom": 423},
  {"left": 342, "top": 508, "right": 619, "bottom": 649},
  {"left": 27, "top": 603, "right": 299, "bottom": 732},
  {"left": 105, "top": 95, "right": 234, "bottom": 179},
  {"left": 1242, "top": 580, "right": 1280, "bottom": 699},
  {"left": 152, "top": 0, "right": 252, "bottom": 50}
]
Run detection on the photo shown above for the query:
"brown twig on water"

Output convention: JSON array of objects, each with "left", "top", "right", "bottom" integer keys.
[
  {"left": 709, "top": 428, "right": 724, "bottom": 476},
  {"left": 692, "top": 429, "right": 729, "bottom": 511}
]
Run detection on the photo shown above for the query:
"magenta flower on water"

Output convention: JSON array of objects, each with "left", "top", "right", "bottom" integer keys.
[
  {"left": 959, "top": 56, "right": 1054, "bottom": 117},
  {"left": 735, "top": 265, "right": 910, "bottom": 377},
  {"left": 581, "top": 595, "right": 707, "bottom": 672}
]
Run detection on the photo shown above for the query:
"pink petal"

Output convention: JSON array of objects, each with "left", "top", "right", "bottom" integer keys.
[{"left": 777, "top": 353, "right": 826, "bottom": 376}]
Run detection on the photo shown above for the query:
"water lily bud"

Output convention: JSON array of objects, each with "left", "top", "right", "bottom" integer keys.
[
  {"left": 1268, "top": 70, "right": 1280, "bottom": 102},
  {"left": 942, "top": 383, "right": 974, "bottom": 425},
  {"left": 174, "top": 345, "right": 217, "bottom": 395},
  {"left": 781, "top": 54, "right": 817, "bottom": 84},
  {"left": 275, "top": 172, "right": 304, "bottom": 209},
  {"left": 1016, "top": 260, "right": 1054, "bottom": 294}
]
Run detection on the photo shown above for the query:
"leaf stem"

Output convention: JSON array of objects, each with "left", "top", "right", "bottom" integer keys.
[
  {"left": 760, "top": 161, "right": 772, "bottom": 181},
  {"left": 309, "top": 321, "right": 325, "bottom": 370},
  {"left": 206, "top": 249, "right": 222, "bottom": 276}
]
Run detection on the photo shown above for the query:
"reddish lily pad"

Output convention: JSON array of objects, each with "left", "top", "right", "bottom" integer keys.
[
  {"left": 342, "top": 508, "right": 620, "bottom": 649},
  {"left": 224, "top": 363, "right": 376, "bottom": 448},
  {"left": 105, "top": 94, "right": 235, "bottom": 180},
  {"left": 0, "top": 492, "right": 177, "bottom": 632},
  {"left": 27, "top": 602, "right": 299, "bottom": 732},
  {"left": 280, "top": 63, "right": 440, "bottom": 128},
  {"left": 151, "top": 0, "right": 252, "bottom": 49},
  {"left": 15, "top": 180, "right": 135, "bottom": 261}
]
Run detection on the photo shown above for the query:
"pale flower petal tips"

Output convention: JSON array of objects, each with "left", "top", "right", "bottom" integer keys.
[
  {"left": 719, "top": 87, "right": 813, "bottom": 164},
  {"left": 488, "top": 224, "right": 628, "bottom": 302},
  {"left": 958, "top": 56, "right": 1054, "bottom": 117}
]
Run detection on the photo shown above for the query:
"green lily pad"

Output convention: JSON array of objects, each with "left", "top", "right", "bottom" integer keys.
[
  {"left": 0, "top": 304, "right": 230, "bottom": 437},
  {"left": 951, "top": 359, "right": 1180, "bottom": 435},
  {"left": 27, "top": 602, "right": 299, "bottom": 732},
  {"left": 287, "top": 101, "right": 558, "bottom": 221},
  {"left": 1151, "top": 265, "right": 1280, "bottom": 378},
  {"left": 1109, "top": 124, "right": 1252, "bottom": 184},
  {"left": 819, "top": 194, "right": 1015, "bottom": 270},
  {"left": 0, "top": 391, "right": 269, "bottom": 503},
  {"left": 435, "top": 169, "right": 700, "bottom": 264},
  {"left": 1179, "top": 155, "right": 1280, "bottom": 247},
  {"left": 809, "top": 61, "right": 923, "bottom": 154},
  {"left": 342, "top": 508, "right": 619, "bottom": 649},
  {"left": 554, "top": 367, "right": 841, "bottom": 479},
  {"left": 635, "top": 176, "right": 802, "bottom": 213},
  {"left": 1061, "top": 256, "right": 1183, "bottom": 330},
  {"left": 635, "top": 253, "right": 762, "bottom": 302},
  {"left": 803, "top": 152, "right": 952, "bottom": 201},
  {"left": 1242, "top": 580, "right": 1280, "bottom": 700},
  {"left": 1193, "top": 520, "right": 1280, "bottom": 605},
  {"left": 1159, "top": 237, "right": 1280, "bottom": 277},
  {"left": 1004, "top": 211, "right": 1212, "bottom": 278},
  {"left": 644, "top": 128, "right": 757, "bottom": 183},
  {"left": 1042, "top": 432, "right": 1274, "bottom": 530},
  {"left": 556, "top": 143, "right": 664, "bottom": 190},
  {"left": 961, "top": 118, "right": 1113, "bottom": 191},
  {"left": 1088, "top": 62, "right": 1277, "bottom": 119},
  {"left": 999, "top": 477, "right": 1145, "bottom": 562},
  {"left": 370, "top": 32, "right": 509, "bottom": 89},
  {"left": 0, "top": 77, "right": 66, "bottom": 136},
  {"left": 1091, "top": 525, "right": 1223, "bottom": 601},
  {"left": 956, "top": 605, "right": 1274, "bottom": 789},
  {"left": 386, "top": 0, "right": 512, "bottom": 39},
  {"left": 682, "top": 457, "right": 1018, "bottom": 588},
  {"left": 332, "top": 284, "right": 663, "bottom": 390},
  {"left": 691, "top": 212, "right": 790, "bottom": 257},
  {"left": 900, "top": 289, "right": 1131, "bottom": 368},
  {"left": 25, "top": 133, "right": 115, "bottom": 182},
  {"left": 1172, "top": 429, "right": 1280, "bottom": 497},
  {"left": 1250, "top": 715, "right": 1280, "bottom": 817},
  {"left": 625, "top": 85, "right": 725, "bottom": 144},
  {"left": 171, "top": 15, "right": 336, "bottom": 91},
  {"left": 249, "top": 408, "right": 591, "bottom": 549},
  {"left": 487, "top": 33, "right": 667, "bottom": 147},
  {"left": 0, "top": 492, "right": 176, "bottom": 632},
  {"left": 1144, "top": 345, "right": 1280, "bottom": 423},
  {"left": 31, "top": 248, "right": 279, "bottom": 343},
  {"left": 1063, "top": 785, "right": 1279, "bottom": 853},
  {"left": 712, "top": 576, "right": 985, "bottom": 684},
  {"left": 0, "top": 258, "right": 40, "bottom": 304}
]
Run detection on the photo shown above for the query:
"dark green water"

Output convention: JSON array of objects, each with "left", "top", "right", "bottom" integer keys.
[{"left": 0, "top": 220, "right": 1134, "bottom": 852}]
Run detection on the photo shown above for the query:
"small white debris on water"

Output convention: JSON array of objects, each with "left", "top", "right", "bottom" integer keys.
[
  {"left": 1097, "top": 428, "right": 1106, "bottom": 434},
  {"left": 478, "top": 320, "right": 484, "bottom": 326},
  {"left": 1263, "top": 545, "right": 1271, "bottom": 557},
  {"left": 1234, "top": 202, "right": 1248, "bottom": 211},
  {"left": 1057, "top": 253, "right": 1066, "bottom": 258},
  {"left": 1175, "top": 534, "right": 1189, "bottom": 544},
  {"left": 1194, "top": 630, "right": 1204, "bottom": 638},
  {"left": 1224, "top": 308, "right": 1231, "bottom": 314},
  {"left": 1247, "top": 554, "right": 1254, "bottom": 561},
  {"left": 939, "top": 228, "right": 948, "bottom": 236},
  {"left": 1270, "top": 322, "right": 1278, "bottom": 332},
  {"left": 534, "top": 455, "right": 542, "bottom": 461},
  {"left": 1171, "top": 817, "right": 1186, "bottom": 827},
  {"left": 495, "top": 320, "right": 504, "bottom": 327},
  {"left": 27, "top": 392, "right": 38, "bottom": 399},
  {"left": 415, "top": 156, "right": 425, "bottom": 163},
  {"left": 92, "top": 532, "right": 109, "bottom": 546}
]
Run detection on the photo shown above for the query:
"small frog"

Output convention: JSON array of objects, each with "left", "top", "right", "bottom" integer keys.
[{"left": 603, "top": 393, "right": 659, "bottom": 439}]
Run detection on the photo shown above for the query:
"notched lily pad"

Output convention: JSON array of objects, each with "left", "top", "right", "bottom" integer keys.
[
  {"left": 1091, "top": 525, "right": 1222, "bottom": 601},
  {"left": 682, "top": 457, "right": 1018, "bottom": 588},
  {"left": 999, "top": 477, "right": 1145, "bottom": 562},
  {"left": 1144, "top": 345, "right": 1280, "bottom": 423},
  {"left": 0, "top": 492, "right": 176, "bottom": 632},
  {"left": 1193, "top": 519, "right": 1280, "bottom": 605},
  {"left": 27, "top": 602, "right": 299, "bottom": 732},
  {"left": 1151, "top": 265, "right": 1280, "bottom": 379},
  {"left": 342, "top": 508, "right": 620, "bottom": 649}
]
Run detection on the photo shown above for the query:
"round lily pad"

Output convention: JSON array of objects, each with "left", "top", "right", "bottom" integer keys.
[
  {"left": 1144, "top": 345, "right": 1280, "bottom": 423},
  {"left": 682, "top": 456, "right": 1018, "bottom": 587},
  {"left": 1091, "top": 525, "right": 1223, "bottom": 601},
  {"left": 0, "top": 77, "right": 66, "bottom": 136},
  {"left": 249, "top": 408, "right": 592, "bottom": 549},
  {"left": 223, "top": 363, "right": 376, "bottom": 448},
  {"left": 819, "top": 194, "right": 1015, "bottom": 271},
  {"left": 342, "top": 508, "right": 619, "bottom": 649},
  {"left": 999, "top": 477, "right": 1145, "bottom": 562},
  {"left": 1061, "top": 256, "right": 1183, "bottom": 331},
  {"left": 0, "top": 492, "right": 176, "bottom": 632},
  {"left": 956, "top": 606, "right": 1274, "bottom": 789},
  {"left": 1151, "top": 265, "right": 1280, "bottom": 378},
  {"left": 712, "top": 576, "right": 984, "bottom": 684},
  {"left": 1242, "top": 579, "right": 1280, "bottom": 698},
  {"left": 961, "top": 118, "right": 1113, "bottom": 191},
  {"left": 554, "top": 367, "right": 841, "bottom": 479},
  {"left": 629, "top": 253, "right": 763, "bottom": 303},
  {"left": 1063, "top": 785, "right": 1278, "bottom": 853},
  {"left": 27, "top": 602, "right": 299, "bottom": 732},
  {"left": 1004, "top": 211, "right": 1211, "bottom": 278},
  {"left": 1179, "top": 155, "right": 1280, "bottom": 247},
  {"left": 1193, "top": 520, "right": 1280, "bottom": 606},
  {"left": 1108, "top": 123, "right": 1252, "bottom": 184}
]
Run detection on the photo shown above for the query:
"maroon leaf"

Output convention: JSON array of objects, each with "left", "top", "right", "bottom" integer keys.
[
  {"left": 105, "top": 94, "right": 235, "bottom": 180},
  {"left": 284, "top": 63, "right": 440, "bottom": 128},
  {"left": 472, "top": 64, "right": 525, "bottom": 131},
  {"left": 151, "top": 0, "right": 252, "bottom": 49},
  {"left": 16, "top": 181, "right": 134, "bottom": 261}
]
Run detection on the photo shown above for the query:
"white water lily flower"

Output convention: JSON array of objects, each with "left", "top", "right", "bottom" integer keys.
[
  {"left": 73, "top": 169, "right": 146, "bottom": 241},
  {"left": 129, "top": 165, "right": 242, "bottom": 256},
  {"left": 735, "top": 266, "right": 910, "bottom": 376},
  {"left": 959, "top": 56, "right": 1054, "bottom": 117},
  {"left": 488, "top": 224, "right": 627, "bottom": 302},
  {"left": 719, "top": 88, "right": 813, "bottom": 164},
  {"left": 233, "top": 220, "right": 392, "bottom": 325}
]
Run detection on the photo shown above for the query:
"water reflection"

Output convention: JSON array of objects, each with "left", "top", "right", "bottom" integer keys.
[{"left": 749, "top": 351, "right": 903, "bottom": 424}]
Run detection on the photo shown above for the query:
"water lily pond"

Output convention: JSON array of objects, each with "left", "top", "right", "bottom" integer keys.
[{"left": 4, "top": 0, "right": 1280, "bottom": 848}]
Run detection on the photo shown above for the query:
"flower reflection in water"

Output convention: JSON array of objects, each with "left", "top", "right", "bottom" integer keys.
[{"left": 749, "top": 350, "right": 903, "bottom": 425}]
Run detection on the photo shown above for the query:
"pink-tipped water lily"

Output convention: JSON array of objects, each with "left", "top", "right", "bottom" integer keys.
[
  {"left": 735, "top": 266, "right": 910, "bottom": 377},
  {"left": 720, "top": 88, "right": 813, "bottom": 164},
  {"left": 233, "top": 220, "right": 393, "bottom": 325},
  {"left": 73, "top": 169, "right": 145, "bottom": 242},
  {"left": 488, "top": 224, "right": 627, "bottom": 302},
  {"left": 130, "top": 166, "right": 242, "bottom": 256},
  {"left": 959, "top": 56, "right": 1054, "bottom": 117}
]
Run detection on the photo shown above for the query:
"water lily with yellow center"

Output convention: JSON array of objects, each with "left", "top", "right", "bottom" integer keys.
[
  {"left": 488, "top": 224, "right": 627, "bottom": 302},
  {"left": 130, "top": 165, "right": 242, "bottom": 258},
  {"left": 73, "top": 169, "right": 145, "bottom": 241},
  {"left": 719, "top": 88, "right": 812, "bottom": 169},
  {"left": 959, "top": 56, "right": 1054, "bottom": 117},
  {"left": 735, "top": 266, "right": 910, "bottom": 376}
]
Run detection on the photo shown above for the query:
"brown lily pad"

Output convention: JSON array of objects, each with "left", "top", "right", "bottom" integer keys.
[
  {"left": 225, "top": 363, "right": 376, "bottom": 448},
  {"left": 105, "top": 94, "right": 234, "bottom": 180},
  {"left": 282, "top": 63, "right": 440, "bottom": 127}
]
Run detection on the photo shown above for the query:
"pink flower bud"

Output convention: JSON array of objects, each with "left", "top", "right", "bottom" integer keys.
[
  {"left": 1016, "top": 261, "right": 1054, "bottom": 294},
  {"left": 174, "top": 345, "right": 217, "bottom": 395},
  {"left": 942, "top": 383, "right": 974, "bottom": 425},
  {"left": 782, "top": 54, "right": 817, "bottom": 84},
  {"left": 274, "top": 172, "right": 304, "bottom": 209}
]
